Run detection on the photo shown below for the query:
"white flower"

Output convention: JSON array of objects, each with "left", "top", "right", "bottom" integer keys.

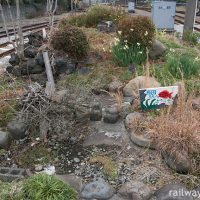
[
  {"left": 118, "top": 31, "right": 122, "bottom": 35},
  {"left": 124, "top": 40, "right": 128, "bottom": 43},
  {"left": 144, "top": 31, "right": 148, "bottom": 36},
  {"left": 194, "top": 56, "right": 200, "bottom": 61},
  {"left": 138, "top": 51, "right": 143, "bottom": 54},
  {"left": 103, "top": 48, "right": 106, "bottom": 52},
  {"left": 130, "top": 28, "right": 133, "bottom": 32},
  {"left": 124, "top": 44, "right": 129, "bottom": 49},
  {"left": 169, "top": 48, "right": 175, "bottom": 53},
  {"left": 137, "top": 42, "right": 140, "bottom": 46}
]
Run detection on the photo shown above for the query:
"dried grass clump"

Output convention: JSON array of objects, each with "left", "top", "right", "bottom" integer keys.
[{"left": 147, "top": 100, "right": 200, "bottom": 156}]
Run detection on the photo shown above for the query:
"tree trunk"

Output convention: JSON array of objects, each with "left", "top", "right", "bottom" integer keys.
[{"left": 16, "top": 0, "right": 24, "bottom": 59}]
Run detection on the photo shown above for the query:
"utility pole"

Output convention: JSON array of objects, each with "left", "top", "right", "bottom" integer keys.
[{"left": 183, "top": 0, "right": 198, "bottom": 38}]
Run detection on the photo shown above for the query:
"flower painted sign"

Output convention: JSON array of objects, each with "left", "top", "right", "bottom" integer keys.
[{"left": 139, "top": 86, "right": 179, "bottom": 110}]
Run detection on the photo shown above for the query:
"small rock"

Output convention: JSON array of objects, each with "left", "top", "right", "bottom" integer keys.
[
  {"left": 28, "top": 32, "right": 43, "bottom": 47},
  {"left": 109, "top": 79, "right": 123, "bottom": 93},
  {"left": 192, "top": 97, "right": 200, "bottom": 111},
  {"left": 119, "top": 181, "right": 152, "bottom": 200},
  {"left": 153, "top": 183, "right": 193, "bottom": 200},
  {"left": 162, "top": 151, "right": 192, "bottom": 174},
  {"left": 125, "top": 112, "right": 143, "bottom": 129},
  {"left": 35, "top": 164, "right": 43, "bottom": 172},
  {"left": 24, "top": 46, "right": 38, "bottom": 58},
  {"left": 0, "top": 131, "right": 11, "bottom": 150},
  {"left": 9, "top": 53, "right": 20, "bottom": 66},
  {"left": 149, "top": 40, "right": 166, "bottom": 59},
  {"left": 123, "top": 76, "right": 161, "bottom": 97},
  {"left": 74, "top": 157, "right": 80, "bottom": 163},
  {"left": 80, "top": 178, "right": 114, "bottom": 199},
  {"left": 7, "top": 118, "right": 27, "bottom": 140}
]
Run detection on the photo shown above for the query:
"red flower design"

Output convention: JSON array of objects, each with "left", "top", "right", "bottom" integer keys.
[{"left": 158, "top": 90, "right": 173, "bottom": 99}]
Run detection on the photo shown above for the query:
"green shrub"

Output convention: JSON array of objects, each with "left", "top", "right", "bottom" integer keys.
[
  {"left": 62, "top": 5, "right": 125, "bottom": 28},
  {"left": 166, "top": 53, "right": 200, "bottom": 79},
  {"left": 117, "top": 16, "right": 155, "bottom": 48},
  {"left": 183, "top": 30, "right": 200, "bottom": 46},
  {"left": 50, "top": 25, "right": 89, "bottom": 60},
  {"left": 20, "top": 174, "right": 77, "bottom": 200},
  {"left": 112, "top": 41, "right": 147, "bottom": 67}
]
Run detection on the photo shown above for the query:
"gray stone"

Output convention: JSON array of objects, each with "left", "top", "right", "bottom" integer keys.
[
  {"left": 162, "top": 151, "right": 192, "bottom": 174},
  {"left": 125, "top": 112, "right": 143, "bottom": 129},
  {"left": 153, "top": 184, "right": 193, "bottom": 200},
  {"left": 55, "top": 174, "right": 82, "bottom": 192},
  {"left": 80, "top": 178, "right": 114, "bottom": 199},
  {"left": 130, "top": 131, "right": 155, "bottom": 149},
  {"left": 109, "top": 194, "right": 127, "bottom": 200},
  {"left": 28, "top": 32, "right": 43, "bottom": 47},
  {"left": 24, "top": 46, "right": 38, "bottom": 58},
  {"left": 109, "top": 79, "right": 123, "bottom": 93},
  {"left": 54, "top": 57, "right": 76, "bottom": 75},
  {"left": 0, "top": 131, "right": 11, "bottom": 150},
  {"left": 19, "top": 59, "right": 44, "bottom": 75},
  {"left": 103, "top": 113, "right": 119, "bottom": 124},
  {"left": 149, "top": 40, "right": 166, "bottom": 59},
  {"left": 35, "top": 52, "right": 45, "bottom": 67},
  {"left": 7, "top": 118, "right": 27, "bottom": 140},
  {"left": 84, "top": 120, "right": 130, "bottom": 147},
  {"left": 119, "top": 181, "right": 152, "bottom": 200},
  {"left": 123, "top": 76, "right": 161, "bottom": 97},
  {"left": 74, "top": 157, "right": 80, "bottom": 163},
  {"left": 9, "top": 53, "right": 20, "bottom": 66},
  {"left": 90, "top": 102, "right": 102, "bottom": 121},
  {"left": 34, "top": 164, "right": 43, "bottom": 172}
]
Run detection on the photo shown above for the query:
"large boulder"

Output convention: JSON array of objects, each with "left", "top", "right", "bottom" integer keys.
[
  {"left": 149, "top": 40, "right": 166, "bottom": 59},
  {"left": 162, "top": 151, "right": 192, "bottom": 174},
  {"left": 123, "top": 76, "right": 161, "bottom": 97},
  {"left": 80, "top": 178, "right": 114, "bottom": 199},
  {"left": 0, "top": 131, "right": 11, "bottom": 150},
  {"left": 119, "top": 181, "right": 152, "bottom": 200}
]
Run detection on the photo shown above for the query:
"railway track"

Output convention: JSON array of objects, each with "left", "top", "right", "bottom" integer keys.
[{"left": 0, "top": 20, "right": 58, "bottom": 58}]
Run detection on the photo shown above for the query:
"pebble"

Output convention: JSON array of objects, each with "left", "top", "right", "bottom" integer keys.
[{"left": 74, "top": 158, "right": 80, "bottom": 163}]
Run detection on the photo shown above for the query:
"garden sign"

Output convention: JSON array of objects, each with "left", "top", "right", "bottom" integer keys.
[{"left": 139, "top": 86, "right": 179, "bottom": 110}]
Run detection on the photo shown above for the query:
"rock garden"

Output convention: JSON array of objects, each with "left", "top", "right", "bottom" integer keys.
[{"left": 0, "top": 4, "right": 200, "bottom": 200}]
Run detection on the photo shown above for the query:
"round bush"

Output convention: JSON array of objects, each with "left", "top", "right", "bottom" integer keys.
[
  {"left": 117, "top": 16, "right": 155, "bottom": 48},
  {"left": 50, "top": 25, "right": 89, "bottom": 60}
]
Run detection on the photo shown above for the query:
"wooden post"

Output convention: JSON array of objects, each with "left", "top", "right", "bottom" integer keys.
[
  {"left": 43, "top": 51, "right": 55, "bottom": 97},
  {"left": 183, "top": 0, "right": 198, "bottom": 38}
]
